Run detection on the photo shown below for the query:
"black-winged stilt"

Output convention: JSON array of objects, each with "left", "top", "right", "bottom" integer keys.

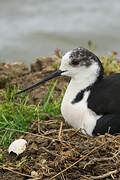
[{"left": 16, "top": 48, "right": 120, "bottom": 136}]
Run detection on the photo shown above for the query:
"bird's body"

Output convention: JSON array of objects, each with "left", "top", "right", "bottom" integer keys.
[
  {"left": 61, "top": 73, "right": 120, "bottom": 136},
  {"left": 61, "top": 78, "right": 101, "bottom": 136},
  {"left": 60, "top": 49, "right": 120, "bottom": 136},
  {"left": 61, "top": 84, "right": 101, "bottom": 136},
  {"left": 16, "top": 48, "right": 120, "bottom": 136}
]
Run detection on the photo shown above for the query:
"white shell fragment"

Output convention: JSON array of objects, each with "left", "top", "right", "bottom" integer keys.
[
  {"left": 31, "top": 171, "right": 38, "bottom": 177},
  {"left": 8, "top": 139, "right": 27, "bottom": 155}
]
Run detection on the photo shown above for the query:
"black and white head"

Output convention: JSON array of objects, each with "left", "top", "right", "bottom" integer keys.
[
  {"left": 60, "top": 48, "right": 104, "bottom": 80},
  {"left": 16, "top": 48, "right": 104, "bottom": 95}
]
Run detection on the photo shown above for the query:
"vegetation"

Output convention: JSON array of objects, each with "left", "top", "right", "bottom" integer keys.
[
  {"left": 100, "top": 51, "right": 120, "bottom": 75},
  {"left": 0, "top": 81, "right": 63, "bottom": 147}
]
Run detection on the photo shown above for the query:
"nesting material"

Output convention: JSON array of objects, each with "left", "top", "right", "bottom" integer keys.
[{"left": 2, "top": 120, "right": 120, "bottom": 179}]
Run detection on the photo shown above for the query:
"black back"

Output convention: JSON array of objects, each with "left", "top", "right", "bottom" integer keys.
[{"left": 88, "top": 73, "right": 120, "bottom": 115}]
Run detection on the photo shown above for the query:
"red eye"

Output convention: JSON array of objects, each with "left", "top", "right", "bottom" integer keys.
[{"left": 71, "top": 60, "right": 80, "bottom": 66}]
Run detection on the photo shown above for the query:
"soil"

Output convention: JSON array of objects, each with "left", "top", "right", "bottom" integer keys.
[{"left": 0, "top": 56, "right": 120, "bottom": 180}]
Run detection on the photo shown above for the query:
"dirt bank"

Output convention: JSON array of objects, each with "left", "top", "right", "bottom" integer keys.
[{"left": 0, "top": 56, "right": 69, "bottom": 104}]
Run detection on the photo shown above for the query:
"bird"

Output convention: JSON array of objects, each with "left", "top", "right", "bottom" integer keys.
[{"left": 16, "top": 48, "right": 120, "bottom": 136}]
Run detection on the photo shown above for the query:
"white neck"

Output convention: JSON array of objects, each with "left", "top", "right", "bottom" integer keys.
[{"left": 64, "top": 63, "right": 99, "bottom": 102}]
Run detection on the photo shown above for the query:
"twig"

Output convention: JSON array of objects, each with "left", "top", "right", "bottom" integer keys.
[
  {"left": 27, "top": 178, "right": 41, "bottom": 180},
  {"left": 113, "top": 148, "right": 120, "bottom": 159},
  {"left": 80, "top": 175, "right": 92, "bottom": 180},
  {"left": 41, "top": 147, "right": 59, "bottom": 157},
  {"left": 38, "top": 119, "right": 59, "bottom": 124},
  {"left": 44, "top": 128, "right": 73, "bottom": 136},
  {"left": 59, "top": 167, "right": 66, "bottom": 180},
  {"left": 51, "top": 143, "right": 104, "bottom": 179},
  {"left": 84, "top": 142, "right": 120, "bottom": 169},
  {"left": 84, "top": 148, "right": 120, "bottom": 169},
  {"left": 37, "top": 119, "right": 41, "bottom": 134},
  {"left": 0, "top": 165, "right": 32, "bottom": 178},
  {"left": 69, "top": 128, "right": 89, "bottom": 139},
  {"left": 69, "top": 128, "right": 81, "bottom": 138},
  {"left": 5, "top": 128, "right": 60, "bottom": 142},
  {"left": 27, "top": 178, "right": 40, "bottom": 180},
  {"left": 90, "top": 169, "right": 118, "bottom": 179},
  {"left": 5, "top": 127, "right": 72, "bottom": 148},
  {"left": 58, "top": 121, "right": 63, "bottom": 141}
]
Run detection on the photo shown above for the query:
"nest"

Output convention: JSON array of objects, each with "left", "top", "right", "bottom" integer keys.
[{"left": 1, "top": 119, "right": 120, "bottom": 180}]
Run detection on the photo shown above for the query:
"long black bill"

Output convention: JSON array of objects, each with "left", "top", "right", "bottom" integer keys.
[{"left": 15, "top": 70, "right": 64, "bottom": 95}]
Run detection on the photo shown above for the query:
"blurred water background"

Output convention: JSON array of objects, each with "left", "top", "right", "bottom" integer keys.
[{"left": 0, "top": 0, "right": 120, "bottom": 64}]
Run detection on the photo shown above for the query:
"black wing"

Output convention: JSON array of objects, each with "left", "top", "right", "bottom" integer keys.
[
  {"left": 92, "top": 114, "right": 120, "bottom": 136},
  {"left": 88, "top": 73, "right": 120, "bottom": 115}
]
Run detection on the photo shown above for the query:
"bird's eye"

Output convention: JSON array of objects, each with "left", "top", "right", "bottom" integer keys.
[{"left": 71, "top": 60, "right": 80, "bottom": 66}]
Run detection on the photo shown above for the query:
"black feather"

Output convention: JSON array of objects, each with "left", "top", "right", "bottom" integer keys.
[
  {"left": 93, "top": 114, "right": 120, "bottom": 136},
  {"left": 88, "top": 73, "right": 120, "bottom": 115}
]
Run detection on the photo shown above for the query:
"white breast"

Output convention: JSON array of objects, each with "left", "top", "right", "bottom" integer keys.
[{"left": 61, "top": 80, "right": 101, "bottom": 136}]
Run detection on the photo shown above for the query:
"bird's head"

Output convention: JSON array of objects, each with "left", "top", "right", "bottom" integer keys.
[
  {"left": 16, "top": 48, "right": 104, "bottom": 95},
  {"left": 59, "top": 48, "right": 103, "bottom": 79}
]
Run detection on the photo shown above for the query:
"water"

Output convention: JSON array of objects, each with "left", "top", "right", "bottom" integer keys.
[{"left": 0, "top": 0, "right": 120, "bottom": 64}]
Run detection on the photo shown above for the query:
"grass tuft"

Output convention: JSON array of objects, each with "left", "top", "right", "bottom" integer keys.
[{"left": 0, "top": 81, "right": 63, "bottom": 146}]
